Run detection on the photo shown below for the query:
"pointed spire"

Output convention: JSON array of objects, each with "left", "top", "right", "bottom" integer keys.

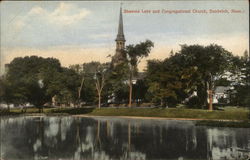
[{"left": 116, "top": 5, "right": 125, "bottom": 41}]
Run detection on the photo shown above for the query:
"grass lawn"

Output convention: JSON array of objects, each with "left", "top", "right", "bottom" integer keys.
[
  {"left": 89, "top": 107, "right": 250, "bottom": 121},
  {"left": 1, "top": 106, "right": 249, "bottom": 121}
]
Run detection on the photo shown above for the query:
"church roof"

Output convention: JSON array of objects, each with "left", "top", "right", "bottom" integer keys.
[{"left": 116, "top": 7, "right": 125, "bottom": 41}]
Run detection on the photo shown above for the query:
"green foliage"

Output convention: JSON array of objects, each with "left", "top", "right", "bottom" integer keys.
[
  {"left": 80, "top": 62, "right": 101, "bottom": 104},
  {"left": 226, "top": 52, "right": 250, "bottom": 107},
  {"left": 108, "top": 62, "right": 129, "bottom": 102},
  {"left": 133, "top": 79, "right": 148, "bottom": 102},
  {"left": 70, "top": 61, "right": 111, "bottom": 106},
  {"left": 186, "top": 96, "right": 200, "bottom": 108},
  {"left": 126, "top": 40, "right": 154, "bottom": 67},
  {"left": 51, "top": 68, "right": 80, "bottom": 105},
  {"left": 2, "top": 56, "right": 80, "bottom": 106},
  {"left": 146, "top": 55, "right": 200, "bottom": 107},
  {"left": 145, "top": 44, "right": 233, "bottom": 108},
  {"left": 178, "top": 44, "right": 233, "bottom": 107},
  {"left": 1, "top": 44, "right": 248, "bottom": 110}
]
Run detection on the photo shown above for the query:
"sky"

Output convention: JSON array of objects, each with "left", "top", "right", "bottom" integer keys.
[{"left": 0, "top": 0, "right": 249, "bottom": 74}]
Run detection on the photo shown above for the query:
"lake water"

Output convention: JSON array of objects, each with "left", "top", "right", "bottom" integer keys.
[{"left": 0, "top": 116, "right": 249, "bottom": 160}]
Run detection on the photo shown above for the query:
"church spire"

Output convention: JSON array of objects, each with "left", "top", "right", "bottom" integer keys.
[
  {"left": 111, "top": 4, "right": 127, "bottom": 67},
  {"left": 116, "top": 6, "right": 125, "bottom": 42}
]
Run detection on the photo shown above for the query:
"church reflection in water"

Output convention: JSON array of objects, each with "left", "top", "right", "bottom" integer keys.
[{"left": 0, "top": 116, "right": 249, "bottom": 160}]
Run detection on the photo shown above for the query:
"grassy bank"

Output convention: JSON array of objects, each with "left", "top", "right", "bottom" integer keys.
[
  {"left": 1, "top": 107, "right": 249, "bottom": 121},
  {"left": 1, "top": 107, "right": 250, "bottom": 127},
  {"left": 85, "top": 107, "right": 250, "bottom": 121}
]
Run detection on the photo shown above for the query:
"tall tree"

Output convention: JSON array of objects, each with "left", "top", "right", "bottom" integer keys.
[
  {"left": 94, "top": 63, "right": 109, "bottom": 108},
  {"left": 70, "top": 62, "right": 103, "bottom": 106},
  {"left": 231, "top": 50, "right": 250, "bottom": 107},
  {"left": 146, "top": 56, "right": 199, "bottom": 107},
  {"left": 125, "top": 40, "right": 154, "bottom": 107},
  {"left": 69, "top": 64, "right": 84, "bottom": 107},
  {"left": 108, "top": 61, "right": 129, "bottom": 104},
  {"left": 178, "top": 44, "right": 232, "bottom": 110},
  {"left": 5, "top": 56, "right": 62, "bottom": 106},
  {"left": 4, "top": 56, "right": 81, "bottom": 108}
]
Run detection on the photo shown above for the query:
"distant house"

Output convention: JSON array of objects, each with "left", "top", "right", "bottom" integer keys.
[
  {"left": 124, "top": 72, "right": 146, "bottom": 85},
  {"left": 213, "top": 86, "right": 231, "bottom": 104}
]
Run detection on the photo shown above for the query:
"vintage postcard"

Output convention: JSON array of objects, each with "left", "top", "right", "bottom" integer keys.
[{"left": 0, "top": 1, "right": 249, "bottom": 160}]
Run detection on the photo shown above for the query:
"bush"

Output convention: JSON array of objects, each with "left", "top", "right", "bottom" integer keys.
[{"left": 186, "top": 96, "right": 200, "bottom": 108}]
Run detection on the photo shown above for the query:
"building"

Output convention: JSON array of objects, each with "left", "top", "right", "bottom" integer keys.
[
  {"left": 213, "top": 86, "right": 231, "bottom": 104},
  {"left": 111, "top": 7, "right": 127, "bottom": 67}
]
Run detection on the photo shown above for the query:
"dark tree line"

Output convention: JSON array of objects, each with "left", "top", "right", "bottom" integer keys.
[
  {"left": 146, "top": 45, "right": 249, "bottom": 109},
  {"left": 0, "top": 43, "right": 249, "bottom": 109}
]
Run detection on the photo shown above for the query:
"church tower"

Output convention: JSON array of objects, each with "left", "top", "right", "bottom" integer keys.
[{"left": 111, "top": 6, "right": 127, "bottom": 67}]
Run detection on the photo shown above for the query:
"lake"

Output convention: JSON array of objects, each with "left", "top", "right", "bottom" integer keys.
[{"left": 0, "top": 116, "right": 249, "bottom": 160}]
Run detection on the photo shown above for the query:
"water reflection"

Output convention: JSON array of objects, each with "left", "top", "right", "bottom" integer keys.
[{"left": 0, "top": 116, "right": 249, "bottom": 160}]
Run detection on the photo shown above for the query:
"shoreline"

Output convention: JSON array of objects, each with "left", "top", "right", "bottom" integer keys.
[
  {"left": 1, "top": 112, "right": 246, "bottom": 122},
  {"left": 72, "top": 114, "right": 244, "bottom": 122},
  {"left": 1, "top": 107, "right": 249, "bottom": 128},
  {"left": 1, "top": 113, "right": 249, "bottom": 128}
]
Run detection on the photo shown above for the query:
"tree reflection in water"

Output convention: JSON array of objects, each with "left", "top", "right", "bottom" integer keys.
[{"left": 0, "top": 116, "right": 249, "bottom": 160}]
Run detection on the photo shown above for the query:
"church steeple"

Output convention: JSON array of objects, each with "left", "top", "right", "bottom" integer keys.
[
  {"left": 111, "top": 5, "right": 127, "bottom": 67},
  {"left": 116, "top": 7, "right": 125, "bottom": 42}
]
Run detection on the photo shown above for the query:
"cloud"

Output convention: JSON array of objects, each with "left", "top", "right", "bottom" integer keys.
[
  {"left": 48, "top": 3, "right": 90, "bottom": 25},
  {"left": 17, "top": 2, "right": 90, "bottom": 30},
  {"left": 28, "top": 6, "right": 46, "bottom": 15}
]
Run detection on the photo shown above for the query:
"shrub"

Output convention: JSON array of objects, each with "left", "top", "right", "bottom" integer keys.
[{"left": 186, "top": 96, "right": 200, "bottom": 108}]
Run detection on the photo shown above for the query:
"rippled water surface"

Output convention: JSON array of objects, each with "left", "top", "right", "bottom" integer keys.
[{"left": 0, "top": 116, "right": 249, "bottom": 160}]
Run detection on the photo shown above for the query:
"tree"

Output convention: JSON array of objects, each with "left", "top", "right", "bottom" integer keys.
[
  {"left": 231, "top": 50, "right": 250, "bottom": 107},
  {"left": 146, "top": 56, "right": 199, "bottom": 107},
  {"left": 125, "top": 40, "right": 154, "bottom": 107},
  {"left": 108, "top": 61, "right": 129, "bottom": 104},
  {"left": 70, "top": 62, "right": 103, "bottom": 106},
  {"left": 4, "top": 56, "right": 81, "bottom": 109},
  {"left": 133, "top": 79, "right": 148, "bottom": 104},
  {"left": 94, "top": 63, "right": 109, "bottom": 108},
  {"left": 5, "top": 56, "right": 62, "bottom": 106},
  {"left": 51, "top": 68, "right": 80, "bottom": 107},
  {"left": 178, "top": 44, "right": 232, "bottom": 110},
  {"left": 71, "top": 62, "right": 111, "bottom": 107},
  {"left": 145, "top": 44, "right": 232, "bottom": 109},
  {"left": 69, "top": 64, "right": 84, "bottom": 107}
]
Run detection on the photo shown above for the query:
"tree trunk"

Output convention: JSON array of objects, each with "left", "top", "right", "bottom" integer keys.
[
  {"left": 78, "top": 77, "right": 84, "bottom": 108},
  {"left": 128, "top": 70, "right": 133, "bottom": 107},
  {"left": 208, "top": 89, "right": 213, "bottom": 111},
  {"left": 208, "top": 79, "right": 213, "bottom": 111},
  {"left": 160, "top": 99, "right": 163, "bottom": 107},
  {"left": 98, "top": 93, "right": 101, "bottom": 109},
  {"left": 204, "top": 80, "right": 208, "bottom": 108}
]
